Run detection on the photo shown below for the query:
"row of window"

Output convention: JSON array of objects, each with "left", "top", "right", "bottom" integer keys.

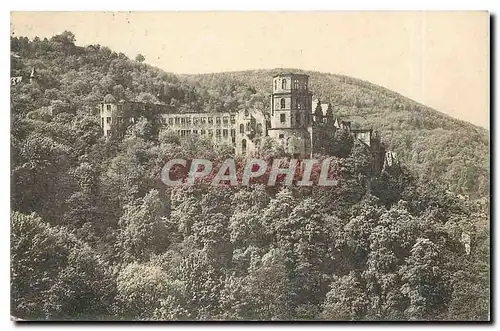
[
  {"left": 278, "top": 97, "right": 310, "bottom": 109},
  {"left": 103, "top": 116, "right": 136, "bottom": 125},
  {"left": 277, "top": 134, "right": 303, "bottom": 152},
  {"left": 274, "top": 79, "right": 308, "bottom": 90},
  {"left": 178, "top": 128, "right": 237, "bottom": 138},
  {"left": 104, "top": 105, "right": 124, "bottom": 112},
  {"left": 278, "top": 113, "right": 311, "bottom": 126},
  {"left": 168, "top": 115, "right": 235, "bottom": 126},
  {"left": 104, "top": 104, "right": 163, "bottom": 112},
  {"left": 103, "top": 110, "right": 238, "bottom": 125},
  {"left": 102, "top": 116, "right": 265, "bottom": 134}
]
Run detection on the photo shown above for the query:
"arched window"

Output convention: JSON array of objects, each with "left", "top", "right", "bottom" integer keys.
[
  {"left": 239, "top": 123, "right": 244, "bottom": 134},
  {"left": 244, "top": 109, "right": 249, "bottom": 117},
  {"left": 280, "top": 98, "right": 286, "bottom": 109},
  {"left": 282, "top": 79, "right": 287, "bottom": 90},
  {"left": 242, "top": 139, "right": 247, "bottom": 155},
  {"left": 274, "top": 80, "right": 277, "bottom": 90},
  {"left": 246, "top": 123, "right": 250, "bottom": 132}
]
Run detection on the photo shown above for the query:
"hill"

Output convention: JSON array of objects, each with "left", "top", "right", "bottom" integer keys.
[
  {"left": 10, "top": 31, "right": 490, "bottom": 321},
  {"left": 11, "top": 32, "right": 489, "bottom": 199},
  {"left": 180, "top": 69, "right": 490, "bottom": 199}
]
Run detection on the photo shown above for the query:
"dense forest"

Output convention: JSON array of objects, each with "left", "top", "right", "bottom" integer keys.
[
  {"left": 181, "top": 70, "right": 490, "bottom": 200},
  {"left": 11, "top": 32, "right": 490, "bottom": 321}
]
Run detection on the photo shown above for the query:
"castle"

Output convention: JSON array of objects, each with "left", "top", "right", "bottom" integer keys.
[{"left": 98, "top": 73, "right": 396, "bottom": 172}]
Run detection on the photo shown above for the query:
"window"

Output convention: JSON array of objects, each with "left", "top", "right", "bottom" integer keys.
[
  {"left": 186, "top": 117, "right": 192, "bottom": 125},
  {"left": 208, "top": 117, "right": 213, "bottom": 125},
  {"left": 223, "top": 117, "right": 229, "bottom": 126},
  {"left": 106, "top": 117, "right": 112, "bottom": 124},
  {"left": 216, "top": 129, "right": 221, "bottom": 137},
  {"left": 280, "top": 98, "right": 286, "bottom": 109},
  {"left": 294, "top": 79, "right": 299, "bottom": 89},
  {"left": 281, "top": 79, "right": 287, "bottom": 90},
  {"left": 230, "top": 115, "right": 235, "bottom": 124},
  {"left": 246, "top": 123, "right": 251, "bottom": 132},
  {"left": 242, "top": 139, "right": 247, "bottom": 155},
  {"left": 223, "top": 129, "right": 228, "bottom": 138},
  {"left": 279, "top": 134, "right": 284, "bottom": 139},
  {"left": 244, "top": 109, "right": 249, "bottom": 117},
  {"left": 201, "top": 117, "right": 207, "bottom": 124},
  {"left": 168, "top": 118, "right": 173, "bottom": 125},
  {"left": 280, "top": 114, "right": 286, "bottom": 124},
  {"left": 193, "top": 130, "right": 198, "bottom": 135},
  {"left": 193, "top": 117, "right": 199, "bottom": 124},
  {"left": 274, "top": 80, "right": 277, "bottom": 90},
  {"left": 106, "top": 130, "right": 111, "bottom": 136},
  {"left": 117, "top": 105, "right": 123, "bottom": 111},
  {"left": 106, "top": 105, "right": 111, "bottom": 111},
  {"left": 230, "top": 129, "right": 236, "bottom": 137},
  {"left": 208, "top": 129, "right": 213, "bottom": 136},
  {"left": 117, "top": 116, "right": 123, "bottom": 124},
  {"left": 201, "top": 129, "right": 206, "bottom": 135},
  {"left": 181, "top": 118, "right": 186, "bottom": 126},
  {"left": 215, "top": 117, "right": 221, "bottom": 126},
  {"left": 174, "top": 117, "right": 180, "bottom": 125},
  {"left": 239, "top": 123, "right": 244, "bottom": 134},
  {"left": 101, "top": 118, "right": 104, "bottom": 127}
]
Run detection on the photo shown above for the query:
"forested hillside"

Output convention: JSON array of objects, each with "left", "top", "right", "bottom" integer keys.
[
  {"left": 181, "top": 70, "right": 490, "bottom": 199},
  {"left": 10, "top": 32, "right": 489, "bottom": 321}
]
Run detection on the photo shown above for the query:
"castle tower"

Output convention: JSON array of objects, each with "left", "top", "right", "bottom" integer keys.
[{"left": 268, "top": 73, "right": 313, "bottom": 158}]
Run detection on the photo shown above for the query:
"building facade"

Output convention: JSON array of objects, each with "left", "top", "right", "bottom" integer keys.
[
  {"left": 98, "top": 100, "right": 267, "bottom": 156},
  {"left": 98, "top": 73, "right": 395, "bottom": 171}
]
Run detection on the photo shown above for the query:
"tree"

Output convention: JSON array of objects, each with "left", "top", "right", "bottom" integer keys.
[
  {"left": 11, "top": 212, "right": 115, "bottom": 320},
  {"left": 321, "top": 272, "right": 369, "bottom": 320},
  {"left": 135, "top": 54, "right": 145, "bottom": 63},
  {"left": 244, "top": 248, "right": 293, "bottom": 320},
  {"left": 398, "top": 238, "right": 450, "bottom": 320},
  {"left": 136, "top": 92, "right": 158, "bottom": 104},
  {"left": 314, "top": 100, "right": 323, "bottom": 122},
  {"left": 103, "top": 93, "right": 116, "bottom": 103},
  {"left": 326, "top": 103, "right": 334, "bottom": 121},
  {"left": 115, "top": 261, "right": 188, "bottom": 320},
  {"left": 116, "top": 190, "right": 170, "bottom": 263}
]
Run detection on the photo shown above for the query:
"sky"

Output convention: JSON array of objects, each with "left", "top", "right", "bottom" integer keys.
[{"left": 10, "top": 11, "right": 490, "bottom": 128}]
